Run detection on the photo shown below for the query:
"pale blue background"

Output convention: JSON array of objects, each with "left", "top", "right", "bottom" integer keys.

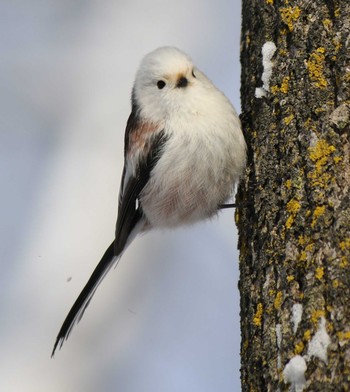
[{"left": 0, "top": 1, "right": 242, "bottom": 391}]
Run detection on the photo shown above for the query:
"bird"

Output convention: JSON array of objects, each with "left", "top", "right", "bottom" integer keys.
[{"left": 52, "top": 46, "right": 246, "bottom": 356}]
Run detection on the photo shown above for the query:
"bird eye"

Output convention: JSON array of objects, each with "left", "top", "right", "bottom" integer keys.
[
  {"left": 192, "top": 69, "right": 196, "bottom": 78},
  {"left": 157, "top": 80, "right": 166, "bottom": 89}
]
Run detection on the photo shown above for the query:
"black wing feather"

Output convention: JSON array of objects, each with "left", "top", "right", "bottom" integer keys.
[
  {"left": 52, "top": 112, "right": 167, "bottom": 356},
  {"left": 114, "top": 129, "right": 167, "bottom": 254}
]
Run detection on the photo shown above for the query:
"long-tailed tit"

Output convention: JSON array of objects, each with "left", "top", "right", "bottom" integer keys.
[{"left": 52, "top": 46, "right": 246, "bottom": 356}]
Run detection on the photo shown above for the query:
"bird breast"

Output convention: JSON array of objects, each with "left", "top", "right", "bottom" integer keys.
[{"left": 139, "top": 104, "right": 245, "bottom": 228}]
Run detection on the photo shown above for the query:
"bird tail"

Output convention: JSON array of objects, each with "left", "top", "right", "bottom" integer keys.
[{"left": 51, "top": 241, "right": 117, "bottom": 357}]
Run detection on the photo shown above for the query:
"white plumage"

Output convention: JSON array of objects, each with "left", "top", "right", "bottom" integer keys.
[{"left": 133, "top": 46, "right": 246, "bottom": 227}]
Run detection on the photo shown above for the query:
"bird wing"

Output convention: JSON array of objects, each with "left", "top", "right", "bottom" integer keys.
[
  {"left": 52, "top": 110, "right": 167, "bottom": 356},
  {"left": 115, "top": 112, "right": 167, "bottom": 254}
]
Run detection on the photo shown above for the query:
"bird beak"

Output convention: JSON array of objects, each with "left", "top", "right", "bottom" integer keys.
[{"left": 176, "top": 76, "right": 188, "bottom": 88}]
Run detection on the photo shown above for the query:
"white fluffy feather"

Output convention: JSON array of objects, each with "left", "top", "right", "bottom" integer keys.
[{"left": 133, "top": 47, "right": 246, "bottom": 227}]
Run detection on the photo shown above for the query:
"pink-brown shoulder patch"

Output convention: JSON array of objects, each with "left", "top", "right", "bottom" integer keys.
[{"left": 127, "top": 121, "right": 160, "bottom": 157}]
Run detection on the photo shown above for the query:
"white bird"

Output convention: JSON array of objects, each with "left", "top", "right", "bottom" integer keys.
[{"left": 52, "top": 46, "right": 246, "bottom": 356}]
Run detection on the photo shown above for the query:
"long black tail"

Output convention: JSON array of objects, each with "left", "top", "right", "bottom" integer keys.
[{"left": 52, "top": 241, "right": 116, "bottom": 357}]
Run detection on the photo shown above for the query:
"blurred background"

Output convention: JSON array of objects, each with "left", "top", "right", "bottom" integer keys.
[{"left": 0, "top": 1, "right": 242, "bottom": 391}]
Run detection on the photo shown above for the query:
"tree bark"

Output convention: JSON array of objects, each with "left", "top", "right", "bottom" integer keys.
[{"left": 237, "top": 1, "right": 350, "bottom": 390}]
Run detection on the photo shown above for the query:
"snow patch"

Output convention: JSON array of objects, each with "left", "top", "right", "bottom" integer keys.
[
  {"left": 255, "top": 87, "right": 267, "bottom": 98},
  {"left": 283, "top": 355, "right": 307, "bottom": 392},
  {"left": 292, "top": 304, "right": 303, "bottom": 334},
  {"left": 276, "top": 323, "right": 282, "bottom": 348},
  {"left": 308, "top": 317, "right": 330, "bottom": 363},
  {"left": 255, "top": 41, "right": 277, "bottom": 98},
  {"left": 276, "top": 323, "right": 282, "bottom": 369}
]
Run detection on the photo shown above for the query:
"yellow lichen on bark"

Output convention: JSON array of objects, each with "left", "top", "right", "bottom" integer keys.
[
  {"left": 287, "top": 199, "right": 301, "bottom": 214},
  {"left": 309, "top": 139, "right": 336, "bottom": 166},
  {"left": 306, "top": 47, "right": 328, "bottom": 88},
  {"left": 280, "top": 6, "right": 301, "bottom": 32},
  {"left": 308, "top": 139, "right": 336, "bottom": 191},
  {"left": 285, "top": 179, "right": 292, "bottom": 189},
  {"left": 274, "top": 291, "right": 283, "bottom": 309},
  {"left": 271, "top": 76, "right": 290, "bottom": 94},
  {"left": 283, "top": 114, "right": 294, "bottom": 125},
  {"left": 253, "top": 303, "right": 264, "bottom": 327},
  {"left": 303, "top": 330, "right": 312, "bottom": 341},
  {"left": 311, "top": 310, "right": 326, "bottom": 326},
  {"left": 339, "top": 238, "right": 350, "bottom": 251},
  {"left": 294, "top": 341, "right": 305, "bottom": 354},
  {"left": 315, "top": 267, "right": 325, "bottom": 280},
  {"left": 285, "top": 198, "right": 301, "bottom": 229},
  {"left": 337, "top": 331, "right": 350, "bottom": 341},
  {"left": 311, "top": 205, "right": 326, "bottom": 227}
]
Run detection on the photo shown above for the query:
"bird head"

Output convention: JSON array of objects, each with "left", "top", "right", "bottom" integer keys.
[{"left": 133, "top": 47, "right": 203, "bottom": 122}]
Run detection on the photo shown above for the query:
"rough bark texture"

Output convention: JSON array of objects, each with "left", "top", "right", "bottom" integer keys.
[{"left": 237, "top": 1, "right": 350, "bottom": 391}]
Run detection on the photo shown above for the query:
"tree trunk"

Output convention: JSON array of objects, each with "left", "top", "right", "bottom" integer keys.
[{"left": 237, "top": 1, "right": 350, "bottom": 391}]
